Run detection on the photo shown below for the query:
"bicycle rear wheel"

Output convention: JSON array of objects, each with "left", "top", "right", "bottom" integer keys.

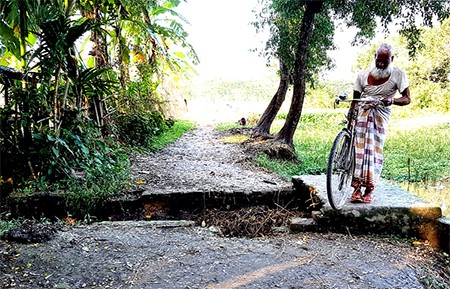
[{"left": 326, "top": 130, "right": 354, "bottom": 210}]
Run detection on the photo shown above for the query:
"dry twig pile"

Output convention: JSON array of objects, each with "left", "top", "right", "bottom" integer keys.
[{"left": 195, "top": 205, "right": 303, "bottom": 237}]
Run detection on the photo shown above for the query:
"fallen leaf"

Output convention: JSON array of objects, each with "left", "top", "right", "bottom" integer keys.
[{"left": 63, "top": 217, "right": 76, "bottom": 224}]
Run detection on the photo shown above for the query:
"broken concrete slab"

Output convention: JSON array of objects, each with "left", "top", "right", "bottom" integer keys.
[
  {"left": 292, "top": 174, "right": 448, "bottom": 252},
  {"left": 289, "top": 217, "right": 319, "bottom": 232}
]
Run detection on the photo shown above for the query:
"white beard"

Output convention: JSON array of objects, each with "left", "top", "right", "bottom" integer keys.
[{"left": 370, "top": 64, "right": 393, "bottom": 80}]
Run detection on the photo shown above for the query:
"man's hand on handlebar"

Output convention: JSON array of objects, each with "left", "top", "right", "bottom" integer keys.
[{"left": 381, "top": 97, "right": 394, "bottom": 107}]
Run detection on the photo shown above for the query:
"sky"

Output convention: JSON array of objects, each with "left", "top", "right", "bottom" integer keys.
[
  {"left": 177, "top": 0, "right": 365, "bottom": 82},
  {"left": 177, "top": 0, "right": 269, "bottom": 80}
]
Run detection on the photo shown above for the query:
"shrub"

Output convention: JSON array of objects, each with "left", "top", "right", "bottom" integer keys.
[{"left": 114, "top": 111, "right": 174, "bottom": 147}]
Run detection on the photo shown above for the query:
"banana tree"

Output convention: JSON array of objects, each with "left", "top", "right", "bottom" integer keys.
[
  {"left": 0, "top": 0, "right": 33, "bottom": 70},
  {"left": 112, "top": 0, "right": 199, "bottom": 114},
  {"left": 77, "top": 0, "right": 198, "bottom": 118},
  {"left": 0, "top": 0, "right": 114, "bottom": 181}
]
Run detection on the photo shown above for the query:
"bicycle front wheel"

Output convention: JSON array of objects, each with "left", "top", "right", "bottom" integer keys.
[{"left": 326, "top": 130, "right": 354, "bottom": 210}]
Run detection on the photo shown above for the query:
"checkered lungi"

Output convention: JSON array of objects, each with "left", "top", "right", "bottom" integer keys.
[{"left": 351, "top": 102, "right": 390, "bottom": 192}]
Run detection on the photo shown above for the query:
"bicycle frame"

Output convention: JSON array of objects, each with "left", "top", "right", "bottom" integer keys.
[
  {"left": 326, "top": 94, "right": 382, "bottom": 210},
  {"left": 336, "top": 94, "right": 380, "bottom": 151}
]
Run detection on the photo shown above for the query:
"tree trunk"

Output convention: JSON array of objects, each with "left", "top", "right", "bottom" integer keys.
[
  {"left": 90, "top": 4, "right": 108, "bottom": 128},
  {"left": 18, "top": 0, "right": 28, "bottom": 71},
  {"left": 116, "top": 19, "right": 129, "bottom": 89},
  {"left": 274, "top": 1, "right": 322, "bottom": 148},
  {"left": 253, "top": 59, "right": 290, "bottom": 137}
]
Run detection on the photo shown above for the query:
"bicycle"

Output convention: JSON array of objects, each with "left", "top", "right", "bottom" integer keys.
[{"left": 326, "top": 93, "right": 382, "bottom": 210}]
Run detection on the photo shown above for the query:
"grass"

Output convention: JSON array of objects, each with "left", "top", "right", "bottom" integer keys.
[
  {"left": 253, "top": 110, "right": 345, "bottom": 177},
  {"left": 257, "top": 110, "right": 450, "bottom": 182},
  {"left": 384, "top": 122, "right": 450, "bottom": 182},
  {"left": 147, "top": 120, "right": 196, "bottom": 151}
]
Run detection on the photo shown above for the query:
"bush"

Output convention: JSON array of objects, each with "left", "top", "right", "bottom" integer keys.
[{"left": 114, "top": 111, "right": 174, "bottom": 147}]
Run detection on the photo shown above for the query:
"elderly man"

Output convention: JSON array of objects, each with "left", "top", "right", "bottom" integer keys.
[{"left": 350, "top": 43, "right": 411, "bottom": 203}]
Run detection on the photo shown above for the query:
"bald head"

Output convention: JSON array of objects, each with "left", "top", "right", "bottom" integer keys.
[{"left": 376, "top": 43, "right": 394, "bottom": 58}]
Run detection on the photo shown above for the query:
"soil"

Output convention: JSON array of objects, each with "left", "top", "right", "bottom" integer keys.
[{"left": 1, "top": 125, "right": 449, "bottom": 289}]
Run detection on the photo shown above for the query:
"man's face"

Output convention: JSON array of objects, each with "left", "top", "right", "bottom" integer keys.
[
  {"left": 375, "top": 51, "right": 392, "bottom": 70},
  {"left": 370, "top": 50, "right": 394, "bottom": 80}
]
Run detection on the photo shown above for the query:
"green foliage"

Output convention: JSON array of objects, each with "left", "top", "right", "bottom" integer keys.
[
  {"left": 329, "top": 0, "right": 450, "bottom": 57},
  {"left": 384, "top": 123, "right": 450, "bottom": 182},
  {"left": 113, "top": 111, "right": 174, "bottom": 147},
  {"left": 402, "top": 19, "right": 450, "bottom": 111},
  {"left": 351, "top": 20, "right": 450, "bottom": 112},
  {"left": 0, "top": 219, "right": 23, "bottom": 238},
  {"left": 3, "top": 118, "right": 193, "bottom": 217},
  {"left": 299, "top": 111, "right": 343, "bottom": 127},
  {"left": 215, "top": 123, "right": 239, "bottom": 131},
  {"left": 420, "top": 265, "right": 450, "bottom": 289},
  {"left": 275, "top": 112, "right": 288, "bottom": 120},
  {"left": 7, "top": 114, "right": 132, "bottom": 196},
  {"left": 1, "top": 85, "right": 49, "bottom": 183},
  {"left": 251, "top": 110, "right": 450, "bottom": 217},
  {"left": 0, "top": 0, "right": 199, "bottom": 219},
  {"left": 254, "top": 110, "right": 450, "bottom": 184},
  {"left": 254, "top": 154, "right": 298, "bottom": 180},
  {"left": 294, "top": 111, "right": 343, "bottom": 174},
  {"left": 145, "top": 120, "right": 196, "bottom": 152},
  {"left": 194, "top": 78, "right": 279, "bottom": 102},
  {"left": 0, "top": 79, "right": 124, "bottom": 181},
  {"left": 118, "top": 0, "right": 199, "bottom": 76},
  {"left": 121, "top": 78, "right": 161, "bottom": 114},
  {"left": 305, "top": 80, "right": 354, "bottom": 107},
  {"left": 254, "top": 111, "right": 344, "bottom": 177},
  {"left": 61, "top": 152, "right": 131, "bottom": 217},
  {"left": 305, "top": 76, "right": 449, "bottom": 114},
  {"left": 252, "top": 0, "right": 335, "bottom": 84}
]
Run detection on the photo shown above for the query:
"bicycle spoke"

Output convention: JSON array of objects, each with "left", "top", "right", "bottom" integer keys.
[{"left": 327, "top": 130, "right": 353, "bottom": 210}]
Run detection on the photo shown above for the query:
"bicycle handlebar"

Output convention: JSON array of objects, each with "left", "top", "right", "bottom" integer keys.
[{"left": 334, "top": 97, "right": 383, "bottom": 105}]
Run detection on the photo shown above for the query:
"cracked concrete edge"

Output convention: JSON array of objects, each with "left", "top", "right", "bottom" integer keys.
[
  {"left": 140, "top": 186, "right": 295, "bottom": 196},
  {"left": 96, "top": 220, "right": 196, "bottom": 228},
  {"left": 292, "top": 175, "right": 449, "bottom": 252}
]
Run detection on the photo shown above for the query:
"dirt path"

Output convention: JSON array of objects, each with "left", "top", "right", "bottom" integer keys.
[
  {"left": 130, "top": 126, "right": 291, "bottom": 196},
  {"left": 1, "top": 221, "right": 448, "bottom": 289},
  {"left": 1, "top": 127, "right": 449, "bottom": 289}
]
